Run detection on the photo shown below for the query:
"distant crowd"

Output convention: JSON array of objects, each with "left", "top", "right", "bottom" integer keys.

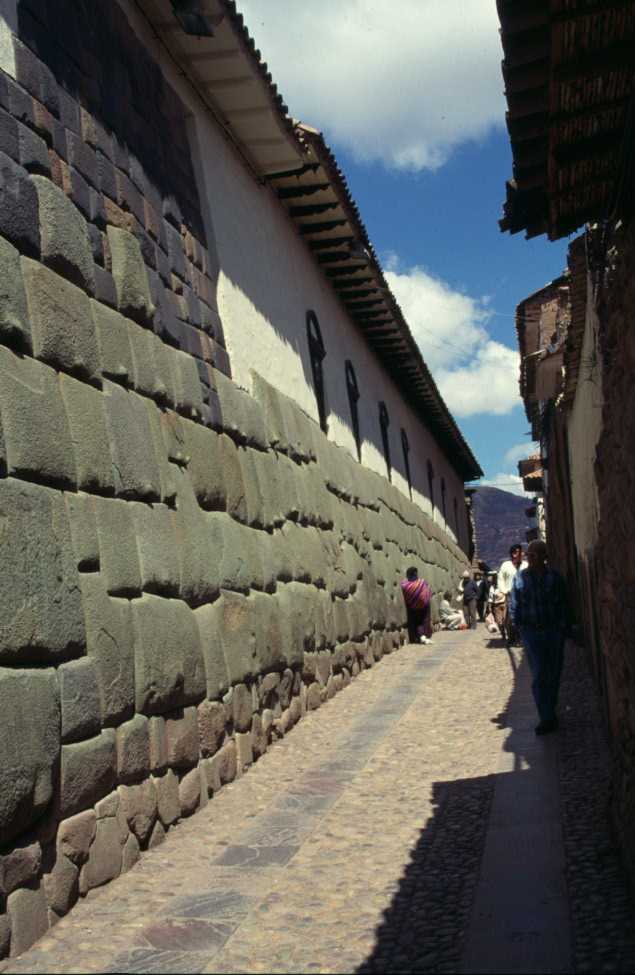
[{"left": 400, "top": 541, "right": 570, "bottom": 735}]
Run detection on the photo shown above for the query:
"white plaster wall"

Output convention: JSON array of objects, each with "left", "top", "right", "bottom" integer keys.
[
  {"left": 118, "top": 0, "right": 471, "bottom": 552},
  {"left": 567, "top": 278, "right": 603, "bottom": 557}
]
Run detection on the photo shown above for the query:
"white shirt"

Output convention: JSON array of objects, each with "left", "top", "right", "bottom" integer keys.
[{"left": 498, "top": 559, "right": 528, "bottom": 595}]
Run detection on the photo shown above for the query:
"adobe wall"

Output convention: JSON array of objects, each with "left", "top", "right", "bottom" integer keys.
[
  {"left": 0, "top": 0, "right": 470, "bottom": 958},
  {"left": 593, "top": 219, "right": 635, "bottom": 883}
]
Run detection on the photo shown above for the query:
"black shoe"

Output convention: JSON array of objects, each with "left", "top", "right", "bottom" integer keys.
[{"left": 535, "top": 718, "right": 559, "bottom": 736}]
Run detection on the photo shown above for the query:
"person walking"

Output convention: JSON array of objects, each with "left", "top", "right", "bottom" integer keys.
[
  {"left": 498, "top": 544, "right": 527, "bottom": 647},
  {"left": 400, "top": 566, "right": 433, "bottom": 645},
  {"left": 476, "top": 571, "right": 489, "bottom": 622},
  {"left": 462, "top": 572, "right": 479, "bottom": 630},
  {"left": 509, "top": 540, "right": 570, "bottom": 735},
  {"left": 487, "top": 573, "right": 507, "bottom": 635}
]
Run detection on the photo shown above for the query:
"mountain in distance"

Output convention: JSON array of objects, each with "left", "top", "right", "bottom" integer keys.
[{"left": 471, "top": 486, "right": 536, "bottom": 571}]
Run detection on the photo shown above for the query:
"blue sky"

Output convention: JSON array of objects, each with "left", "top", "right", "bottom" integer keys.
[{"left": 239, "top": 0, "right": 572, "bottom": 491}]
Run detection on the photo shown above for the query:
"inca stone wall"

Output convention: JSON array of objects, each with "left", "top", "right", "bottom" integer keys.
[
  {"left": 593, "top": 219, "right": 635, "bottom": 885},
  {"left": 0, "top": 0, "right": 469, "bottom": 958}
]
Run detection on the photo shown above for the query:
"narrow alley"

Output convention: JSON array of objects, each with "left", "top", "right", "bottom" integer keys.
[{"left": 2, "top": 630, "right": 633, "bottom": 975}]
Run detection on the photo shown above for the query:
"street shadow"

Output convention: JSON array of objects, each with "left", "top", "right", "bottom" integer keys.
[
  {"left": 356, "top": 649, "right": 536, "bottom": 974},
  {"left": 357, "top": 644, "right": 635, "bottom": 974}
]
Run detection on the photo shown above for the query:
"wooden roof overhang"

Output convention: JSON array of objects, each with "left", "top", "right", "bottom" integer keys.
[
  {"left": 267, "top": 125, "right": 482, "bottom": 481},
  {"left": 497, "top": 0, "right": 635, "bottom": 240}
]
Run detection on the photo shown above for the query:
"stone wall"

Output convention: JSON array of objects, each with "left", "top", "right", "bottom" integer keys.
[
  {"left": 0, "top": 0, "right": 469, "bottom": 958},
  {"left": 593, "top": 218, "right": 635, "bottom": 884}
]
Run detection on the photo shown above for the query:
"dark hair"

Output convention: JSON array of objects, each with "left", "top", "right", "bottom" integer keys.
[
  {"left": 509, "top": 544, "right": 522, "bottom": 556},
  {"left": 444, "top": 590, "right": 452, "bottom": 601},
  {"left": 406, "top": 566, "right": 418, "bottom": 581}
]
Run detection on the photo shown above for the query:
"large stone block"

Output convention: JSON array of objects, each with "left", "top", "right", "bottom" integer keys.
[
  {"left": 216, "top": 514, "right": 264, "bottom": 593},
  {"left": 57, "top": 810, "right": 96, "bottom": 865},
  {"left": 165, "top": 707, "right": 199, "bottom": 770},
  {"left": 178, "top": 767, "right": 204, "bottom": 818},
  {"left": 91, "top": 300, "right": 134, "bottom": 387},
  {"left": 149, "top": 716, "right": 168, "bottom": 774},
  {"left": 172, "top": 349, "right": 204, "bottom": 422},
  {"left": 143, "top": 399, "right": 176, "bottom": 506},
  {"left": 116, "top": 714, "right": 150, "bottom": 784},
  {"left": 218, "top": 433, "right": 247, "bottom": 522},
  {"left": 231, "top": 683, "right": 253, "bottom": 734},
  {"left": 250, "top": 370, "right": 287, "bottom": 450},
  {"left": 59, "top": 373, "right": 115, "bottom": 495},
  {"left": 197, "top": 700, "right": 226, "bottom": 757},
  {"left": 181, "top": 418, "right": 225, "bottom": 511},
  {"left": 81, "top": 574, "right": 135, "bottom": 727},
  {"left": 118, "top": 781, "right": 157, "bottom": 845},
  {"left": 107, "top": 226, "right": 154, "bottom": 325},
  {"left": 42, "top": 853, "right": 78, "bottom": 916},
  {"left": 79, "top": 816, "right": 123, "bottom": 893},
  {"left": 102, "top": 380, "right": 161, "bottom": 501},
  {"left": 129, "top": 322, "right": 176, "bottom": 406},
  {"left": 210, "top": 591, "right": 276, "bottom": 686},
  {"left": 171, "top": 470, "right": 220, "bottom": 604},
  {"left": 202, "top": 739, "right": 237, "bottom": 794},
  {"left": 152, "top": 769, "right": 180, "bottom": 827},
  {"left": 64, "top": 492, "right": 99, "bottom": 571},
  {"left": 92, "top": 497, "right": 142, "bottom": 596},
  {"left": 60, "top": 731, "right": 116, "bottom": 818},
  {"left": 213, "top": 370, "right": 267, "bottom": 448},
  {"left": 130, "top": 501, "right": 180, "bottom": 597},
  {"left": 194, "top": 602, "right": 231, "bottom": 701},
  {"left": 0, "top": 480, "right": 84, "bottom": 663},
  {"left": 21, "top": 259, "right": 99, "bottom": 382},
  {"left": 132, "top": 593, "right": 206, "bottom": 716},
  {"left": 0, "top": 347, "right": 77, "bottom": 488},
  {"left": 32, "top": 175, "right": 94, "bottom": 292},
  {"left": 0, "top": 235, "right": 29, "bottom": 350},
  {"left": 0, "top": 839, "right": 42, "bottom": 896},
  {"left": 59, "top": 658, "right": 102, "bottom": 744},
  {"left": 277, "top": 583, "right": 318, "bottom": 664},
  {"left": 7, "top": 886, "right": 48, "bottom": 958},
  {"left": 251, "top": 449, "right": 286, "bottom": 529},
  {"left": 0, "top": 151, "right": 39, "bottom": 256}
]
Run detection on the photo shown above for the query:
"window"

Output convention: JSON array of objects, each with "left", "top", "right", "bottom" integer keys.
[
  {"left": 401, "top": 428, "right": 412, "bottom": 499},
  {"left": 427, "top": 460, "right": 435, "bottom": 515},
  {"left": 307, "top": 310, "right": 328, "bottom": 433},
  {"left": 441, "top": 477, "right": 447, "bottom": 522},
  {"left": 378, "top": 401, "right": 391, "bottom": 481},
  {"left": 345, "top": 360, "right": 361, "bottom": 462}
]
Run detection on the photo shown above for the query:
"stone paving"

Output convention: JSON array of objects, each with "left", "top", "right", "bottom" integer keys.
[{"left": 2, "top": 628, "right": 635, "bottom": 975}]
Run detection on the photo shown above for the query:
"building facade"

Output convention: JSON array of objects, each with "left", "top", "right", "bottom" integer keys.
[
  {"left": 497, "top": 0, "right": 635, "bottom": 884},
  {"left": 0, "top": 0, "right": 481, "bottom": 957}
]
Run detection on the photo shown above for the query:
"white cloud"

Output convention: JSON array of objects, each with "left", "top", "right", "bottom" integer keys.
[
  {"left": 478, "top": 473, "right": 532, "bottom": 497},
  {"left": 503, "top": 442, "right": 540, "bottom": 467},
  {"left": 237, "top": 0, "right": 504, "bottom": 171},
  {"left": 385, "top": 261, "right": 521, "bottom": 417}
]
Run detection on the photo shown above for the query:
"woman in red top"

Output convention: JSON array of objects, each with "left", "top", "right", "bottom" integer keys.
[{"left": 400, "top": 566, "right": 433, "bottom": 645}]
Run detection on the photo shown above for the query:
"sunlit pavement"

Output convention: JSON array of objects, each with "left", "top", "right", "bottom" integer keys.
[{"left": 3, "top": 629, "right": 634, "bottom": 975}]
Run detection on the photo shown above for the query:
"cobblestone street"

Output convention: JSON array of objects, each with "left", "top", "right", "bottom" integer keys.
[{"left": 3, "top": 628, "right": 634, "bottom": 975}]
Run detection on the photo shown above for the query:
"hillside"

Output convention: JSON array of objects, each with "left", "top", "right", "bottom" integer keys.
[{"left": 471, "top": 486, "right": 536, "bottom": 571}]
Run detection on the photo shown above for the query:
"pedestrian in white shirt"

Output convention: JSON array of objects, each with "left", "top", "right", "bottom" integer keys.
[{"left": 497, "top": 544, "right": 527, "bottom": 647}]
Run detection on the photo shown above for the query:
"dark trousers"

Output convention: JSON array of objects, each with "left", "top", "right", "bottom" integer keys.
[
  {"left": 407, "top": 604, "right": 432, "bottom": 643},
  {"left": 463, "top": 598, "right": 477, "bottom": 629},
  {"left": 477, "top": 599, "right": 486, "bottom": 622},
  {"left": 521, "top": 627, "right": 565, "bottom": 723}
]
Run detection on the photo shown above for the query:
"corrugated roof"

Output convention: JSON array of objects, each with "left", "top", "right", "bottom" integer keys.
[
  {"left": 497, "top": 0, "right": 635, "bottom": 240},
  {"left": 134, "top": 0, "right": 483, "bottom": 481}
]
